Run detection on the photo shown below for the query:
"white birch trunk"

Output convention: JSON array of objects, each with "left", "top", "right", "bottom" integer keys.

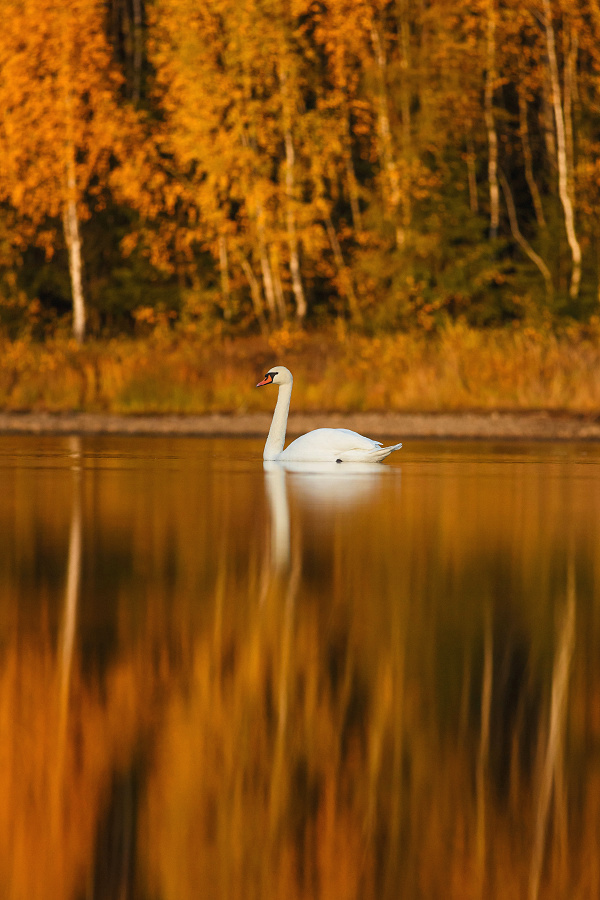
[
  {"left": 542, "top": 0, "right": 582, "bottom": 300},
  {"left": 278, "top": 63, "right": 306, "bottom": 320},
  {"left": 284, "top": 127, "right": 306, "bottom": 320},
  {"left": 240, "top": 257, "right": 267, "bottom": 331},
  {"left": 260, "top": 246, "right": 277, "bottom": 318},
  {"left": 270, "top": 246, "right": 287, "bottom": 320},
  {"left": 484, "top": 0, "right": 500, "bottom": 239},
  {"left": 256, "top": 201, "right": 277, "bottom": 317},
  {"left": 398, "top": 7, "right": 412, "bottom": 234},
  {"left": 371, "top": 24, "right": 404, "bottom": 246},
  {"left": 563, "top": 28, "right": 578, "bottom": 204},
  {"left": 63, "top": 152, "right": 86, "bottom": 343}
]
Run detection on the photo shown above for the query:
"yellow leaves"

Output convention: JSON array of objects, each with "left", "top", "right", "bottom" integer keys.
[
  {"left": 0, "top": 0, "right": 131, "bottom": 263},
  {"left": 267, "top": 323, "right": 307, "bottom": 355},
  {"left": 0, "top": 0, "right": 599, "bottom": 331}
]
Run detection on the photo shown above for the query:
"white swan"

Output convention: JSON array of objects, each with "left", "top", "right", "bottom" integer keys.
[{"left": 257, "top": 365, "right": 402, "bottom": 462}]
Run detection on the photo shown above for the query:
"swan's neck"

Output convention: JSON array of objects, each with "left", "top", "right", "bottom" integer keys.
[{"left": 263, "top": 381, "right": 292, "bottom": 460}]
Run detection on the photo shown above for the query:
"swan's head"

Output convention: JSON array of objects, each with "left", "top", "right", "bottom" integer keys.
[{"left": 256, "top": 365, "right": 293, "bottom": 387}]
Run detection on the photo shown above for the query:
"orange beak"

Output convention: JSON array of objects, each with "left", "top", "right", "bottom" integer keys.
[{"left": 256, "top": 374, "right": 273, "bottom": 387}]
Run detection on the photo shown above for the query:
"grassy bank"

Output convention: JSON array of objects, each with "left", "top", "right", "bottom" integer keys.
[{"left": 1, "top": 321, "right": 600, "bottom": 415}]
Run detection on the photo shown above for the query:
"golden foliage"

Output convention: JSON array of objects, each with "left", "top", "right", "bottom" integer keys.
[
  {"left": 2, "top": 0, "right": 600, "bottom": 328},
  {"left": 0, "top": 0, "right": 128, "bottom": 230}
]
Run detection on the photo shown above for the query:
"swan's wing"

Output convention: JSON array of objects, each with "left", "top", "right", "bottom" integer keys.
[
  {"left": 280, "top": 428, "right": 401, "bottom": 462},
  {"left": 325, "top": 428, "right": 384, "bottom": 450}
]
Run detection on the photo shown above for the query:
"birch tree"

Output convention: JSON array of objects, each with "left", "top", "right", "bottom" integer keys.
[
  {"left": 0, "top": 0, "right": 129, "bottom": 341},
  {"left": 541, "top": 0, "right": 582, "bottom": 300},
  {"left": 280, "top": 65, "right": 307, "bottom": 320},
  {"left": 484, "top": 0, "right": 500, "bottom": 239}
]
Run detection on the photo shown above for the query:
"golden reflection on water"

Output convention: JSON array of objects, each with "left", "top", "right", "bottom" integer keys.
[{"left": 0, "top": 436, "right": 599, "bottom": 899}]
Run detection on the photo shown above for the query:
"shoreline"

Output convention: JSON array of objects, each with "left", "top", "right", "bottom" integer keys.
[{"left": 0, "top": 410, "right": 599, "bottom": 440}]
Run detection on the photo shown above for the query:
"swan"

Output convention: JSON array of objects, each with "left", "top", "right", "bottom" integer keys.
[{"left": 257, "top": 365, "right": 402, "bottom": 462}]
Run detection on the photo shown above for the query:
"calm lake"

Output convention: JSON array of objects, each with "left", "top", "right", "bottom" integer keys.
[{"left": 1, "top": 435, "right": 599, "bottom": 900}]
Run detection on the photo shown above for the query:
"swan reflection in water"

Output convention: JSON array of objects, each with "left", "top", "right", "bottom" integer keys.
[
  {"left": 260, "top": 456, "right": 402, "bottom": 836},
  {"left": 263, "top": 459, "right": 400, "bottom": 571}
]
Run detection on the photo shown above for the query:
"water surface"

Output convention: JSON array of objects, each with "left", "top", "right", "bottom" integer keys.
[{"left": 1, "top": 435, "right": 599, "bottom": 900}]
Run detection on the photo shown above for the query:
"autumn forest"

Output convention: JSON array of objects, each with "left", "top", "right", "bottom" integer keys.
[{"left": 1, "top": 0, "right": 600, "bottom": 411}]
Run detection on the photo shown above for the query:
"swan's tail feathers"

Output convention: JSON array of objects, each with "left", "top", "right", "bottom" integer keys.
[
  {"left": 339, "top": 441, "right": 402, "bottom": 463},
  {"left": 373, "top": 441, "right": 403, "bottom": 462}
]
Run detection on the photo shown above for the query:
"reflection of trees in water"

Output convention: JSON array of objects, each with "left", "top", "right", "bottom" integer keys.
[
  {"left": 138, "top": 534, "right": 591, "bottom": 900},
  {"left": 0, "top": 437, "right": 174, "bottom": 900},
  {"left": 529, "top": 555, "right": 576, "bottom": 900},
  {"left": 57, "top": 437, "right": 82, "bottom": 785},
  {"left": 0, "top": 450, "right": 599, "bottom": 900},
  {"left": 137, "top": 464, "right": 596, "bottom": 900}
]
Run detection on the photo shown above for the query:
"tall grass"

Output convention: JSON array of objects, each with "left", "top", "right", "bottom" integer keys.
[{"left": 1, "top": 321, "right": 600, "bottom": 413}]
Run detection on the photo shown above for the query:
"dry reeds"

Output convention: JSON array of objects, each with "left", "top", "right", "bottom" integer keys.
[{"left": 1, "top": 322, "right": 600, "bottom": 414}]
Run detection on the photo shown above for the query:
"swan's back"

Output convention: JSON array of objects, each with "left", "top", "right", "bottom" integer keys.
[{"left": 279, "top": 428, "right": 402, "bottom": 463}]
